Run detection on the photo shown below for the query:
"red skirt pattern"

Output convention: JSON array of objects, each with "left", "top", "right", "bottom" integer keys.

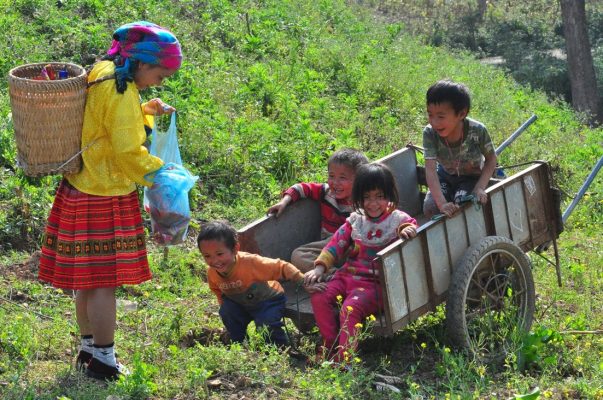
[{"left": 39, "top": 180, "right": 152, "bottom": 289}]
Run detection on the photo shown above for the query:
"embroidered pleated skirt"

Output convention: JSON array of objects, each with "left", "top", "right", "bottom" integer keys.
[{"left": 39, "top": 179, "right": 152, "bottom": 289}]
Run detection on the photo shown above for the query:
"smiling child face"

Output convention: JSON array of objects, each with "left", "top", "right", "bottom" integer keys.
[
  {"left": 363, "top": 189, "right": 389, "bottom": 219},
  {"left": 327, "top": 163, "right": 355, "bottom": 202},
  {"left": 427, "top": 101, "right": 467, "bottom": 142},
  {"left": 199, "top": 240, "right": 238, "bottom": 274}
]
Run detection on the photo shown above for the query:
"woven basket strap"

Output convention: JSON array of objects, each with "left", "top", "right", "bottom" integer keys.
[
  {"left": 87, "top": 74, "right": 115, "bottom": 88},
  {"left": 48, "top": 139, "right": 99, "bottom": 174}
]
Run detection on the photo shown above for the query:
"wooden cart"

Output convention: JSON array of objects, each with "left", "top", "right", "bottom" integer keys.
[{"left": 238, "top": 146, "right": 563, "bottom": 360}]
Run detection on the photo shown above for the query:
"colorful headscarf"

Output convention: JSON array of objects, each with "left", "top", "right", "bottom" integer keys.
[{"left": 107, "top": 21, "right": 183, "bottom": 92}]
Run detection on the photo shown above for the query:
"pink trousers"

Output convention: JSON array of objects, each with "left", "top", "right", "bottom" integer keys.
[{"left": 310, "top": 272, "right": 382, "bottom": 362}]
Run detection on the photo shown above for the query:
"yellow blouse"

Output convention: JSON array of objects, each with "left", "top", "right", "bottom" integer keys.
[{"left": 66, "top": 61, "right": 163, "bottom": 196}]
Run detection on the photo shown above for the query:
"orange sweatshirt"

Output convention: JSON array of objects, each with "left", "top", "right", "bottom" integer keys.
[{"left": 207, "top": 251, "right": 304, "bottom": 307}]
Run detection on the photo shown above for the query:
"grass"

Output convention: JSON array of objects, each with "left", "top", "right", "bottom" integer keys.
[{"left": 0, "top": 0, "right": 602, "bottom": 398}]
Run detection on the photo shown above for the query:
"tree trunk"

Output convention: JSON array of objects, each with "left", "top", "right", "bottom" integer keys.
[
  {"left": 559, "top": 0, "right": 602, "bottom": 125},
  {"left": 477, "top": 0, "right": 488, "bottom": 22}
]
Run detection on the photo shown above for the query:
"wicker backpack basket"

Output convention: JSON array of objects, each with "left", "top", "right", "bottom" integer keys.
[{"left": 8, "top": 62, "right": 88, "bottom": 177}]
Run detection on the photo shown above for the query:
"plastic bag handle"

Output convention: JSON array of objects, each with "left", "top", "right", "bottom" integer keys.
[{"left": 149, "top": 113, "right": 181, "bottom": 165}]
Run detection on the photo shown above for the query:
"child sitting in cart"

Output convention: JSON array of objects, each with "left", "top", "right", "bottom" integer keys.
[
  {"left": 304, "top": 163, "right": 418, "bottom": 364},
  {"left": 422, "top": 80, "right": 497, "bottom": 218},
  {"left": 267, "top": 148, "right": 369, "bottom": 273},
  {"left": 198, "top": 220, "right": 306, "bottom": 347}
]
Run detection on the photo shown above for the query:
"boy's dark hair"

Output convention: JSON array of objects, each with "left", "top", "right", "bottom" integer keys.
[
  {"left": 327, "top": 148, "right": 369, "bottom": 172},
  {"left": 197, "top": 220, "right": 238, "bottom": 250},
  {"left": 426, "top": 80, "right": 471, "bottom": 115},
  {"left": 352, "top": 163, "right": 399, "bottom": 213}
]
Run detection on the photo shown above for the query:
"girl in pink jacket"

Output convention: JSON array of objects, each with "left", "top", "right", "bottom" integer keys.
[{"left": 304, "top": 162, "right": 418, "bottom": 364}]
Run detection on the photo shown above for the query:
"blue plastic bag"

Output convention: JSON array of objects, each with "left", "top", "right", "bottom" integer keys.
[
  {"left": 144, "top": 114, "right": 198, "bottom": 245},
  {"left": 149, "top": 113, "right": 182, "bottom": 165}
]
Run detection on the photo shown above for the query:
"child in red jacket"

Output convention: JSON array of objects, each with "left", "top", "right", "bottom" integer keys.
[{"left": 267, "top": 148, "right": 368, "bottom": 272}]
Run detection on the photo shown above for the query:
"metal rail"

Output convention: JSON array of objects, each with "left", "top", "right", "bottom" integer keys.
[
  {"left": 562, "top": 155, "right": 603, "bottom": 223},
  {"left": 495, "top": 114, "right": 538, "bottom": 156}
]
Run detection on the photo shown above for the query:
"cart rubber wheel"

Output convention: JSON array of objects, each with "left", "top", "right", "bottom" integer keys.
[{"left": 446, "top": 236, "right": 535, "bottom": 363}]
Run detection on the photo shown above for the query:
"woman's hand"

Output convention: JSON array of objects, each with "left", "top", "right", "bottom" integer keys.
[{"left": 143, "top": 98, "right": 176, "bottom": 116}]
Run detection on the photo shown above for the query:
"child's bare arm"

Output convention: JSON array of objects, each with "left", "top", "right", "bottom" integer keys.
[
  {"left": 473, "top": 152, "right": 497, "bottom": 204},
  {"left": 425, "top": 159, "right": 459, "bottom": 217},
  {"left": 267, "top": 194, "right": 292, "bottom": 217}
]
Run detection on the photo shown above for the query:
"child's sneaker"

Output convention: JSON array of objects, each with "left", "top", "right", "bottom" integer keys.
[
  {"left": 75, "top": 350, "right": 93, "bottom": 372},
  {"left": 85, "top": 357, "right": 128, "bottom": 381}
]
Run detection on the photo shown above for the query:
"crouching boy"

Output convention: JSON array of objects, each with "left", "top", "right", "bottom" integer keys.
[{"left": 198, "top": 220, "right": 305, "bottom": 347}]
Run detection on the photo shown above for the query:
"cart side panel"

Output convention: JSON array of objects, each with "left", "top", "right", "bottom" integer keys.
[
  {"left": 378, "top": 237, "right": 430, "bottom": 335},
  {"left": 465, "top": 206, "right": 487, "bottom": 244},
  {"left": 491, "top": 191, "right": 511, "bottom": 237},
  {"left": 522, "top": 170, "right": 551, "bottom": 245},
  {"left": 426, "top": 224, "right": 450, "bottom": 295},
  {"left": 488, "top": 164, "right": 556, "bottom": 250},
  {"left": 502, "top": 181, "right": 531, "bottom": 245},
  {"left": 377, "top": 148, "right": 422, "bottom": 217},
  {"left": 238, "top": 199, "right": 321, "bottom": 261},
  {"left": 445, "top": 214, "right": 470, "bottom": 264},
  {"left": 376, "top": 162, "right": 559, "bottom": 337},
  {"left": 402, "top": 239, "right": 430, "bottom": 312},
  {"left": 382, "top": 250, "right": 408, "bottom": 322}
]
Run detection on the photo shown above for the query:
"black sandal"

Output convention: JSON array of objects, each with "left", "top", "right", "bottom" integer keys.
[{"left": 75, "top": 350, "right": 93, "bottom": 372}]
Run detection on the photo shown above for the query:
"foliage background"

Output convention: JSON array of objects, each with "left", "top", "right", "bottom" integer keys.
[
  {"left": 0, "top": 0, "right": 601, "bottom": 398},
  {"left": 367, "top": 0, "right": 603, "bottom": 107}
]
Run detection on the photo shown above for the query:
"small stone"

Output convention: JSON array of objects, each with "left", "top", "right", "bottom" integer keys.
[
  {"left": 207, "top": 379, "right": 222, "bottom": 388},
  {"left": 374, "top": 382, "right": 401, "bottom": 393},
  {"left": 116, "top": 299, "right": 137, "bottom": 312}
]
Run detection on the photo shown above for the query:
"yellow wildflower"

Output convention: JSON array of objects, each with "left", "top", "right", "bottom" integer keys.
[
  {"left": 346, "top": 305, "right": 353, "bottom": 312},
  {"left": 336, "top": 295, "right": 343, "bottom": 302},
  {"left": 354, "top": 357, "right": 361, "bottom": 363},
  {"left": 444, "top": 347, "right": 451, "bottom": 353},
  {"left": 421, "top": 342, "right": 427, "bottom": 349},
  {"left": 355, "top": 322, "right": 363, "bottom": 328}
]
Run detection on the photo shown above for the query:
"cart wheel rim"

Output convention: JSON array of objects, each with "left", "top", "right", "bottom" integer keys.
[{"left": 446, "top": 236, "right": 535, "bottom": 364}]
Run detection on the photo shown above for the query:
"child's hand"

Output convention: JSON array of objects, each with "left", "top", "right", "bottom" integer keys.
[
  {"left": 439, "top": 202, "right": 459, "bottom": 218},
  {"left": 473, "top": 187, "right": 488, "bottom": 204},
  {"left": 398, "top": 225, "right": 417, "bottom": 239},
  {"left": 267, "top": 195, "right": 291, "bottom": 217},
  {"left": 304, "top": 282, "right": 327, "bottom": 293},
  {"left": 144, "top": 98, "right": 176, "bottom": 115},
  {"left": 304, "top": 266, "right": 325, "bottom": 285}
]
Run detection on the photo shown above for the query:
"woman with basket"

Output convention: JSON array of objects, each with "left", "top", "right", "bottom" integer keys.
[{"left": 38, "top": 21, "right": 183, "bottom": 381}]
